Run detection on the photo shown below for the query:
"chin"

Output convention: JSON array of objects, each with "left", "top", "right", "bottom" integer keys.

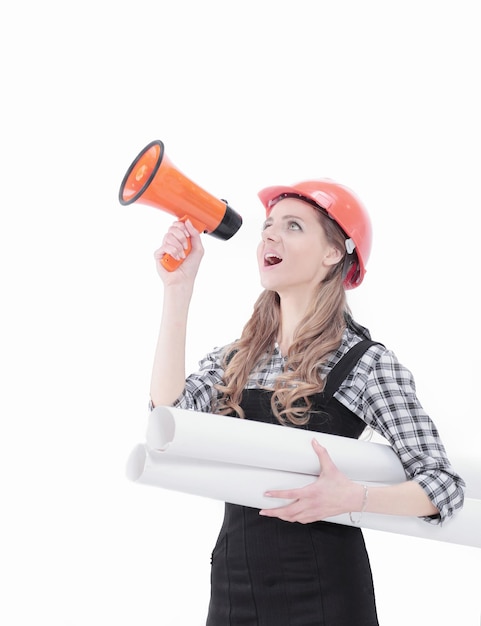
[{"left": 259, "top": 275, "right": 282, "bottom": 292}]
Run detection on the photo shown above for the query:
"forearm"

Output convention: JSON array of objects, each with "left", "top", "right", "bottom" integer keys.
[
  {"left": 352, "top": 480, "right": 439, "bottom": 518},
  {"left": 260, "top": 442, "right": 440, "bottom": 524},
  {"left": 150, "top": 285, "right": 193, "bottom": 407}
]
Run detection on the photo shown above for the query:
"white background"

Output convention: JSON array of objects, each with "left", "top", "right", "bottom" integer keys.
[{"left": 1, "top": 1, "right": 480, "bottom": 624}]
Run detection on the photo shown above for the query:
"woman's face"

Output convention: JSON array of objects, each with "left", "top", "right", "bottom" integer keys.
[{"left": 257, "top": 197, "right": 342, "bottom": 298}]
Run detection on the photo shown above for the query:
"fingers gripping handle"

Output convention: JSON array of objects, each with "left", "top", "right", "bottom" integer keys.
[
  {"left": 161, "top": 238, "right": 193, "bottom": 271},
  {"left": 161, "top": 216, "right": 202, "bottom": 272}
]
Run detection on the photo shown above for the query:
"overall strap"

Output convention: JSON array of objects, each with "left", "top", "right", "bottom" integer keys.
[{"left": 323, "top": 340, "right": 383, "bottom": 399}]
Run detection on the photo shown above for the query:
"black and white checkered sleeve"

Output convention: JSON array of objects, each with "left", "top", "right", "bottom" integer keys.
[
  {"left": 169, "top": 346, "right": 227, "bottom": 412},
  {"left": 336, "top": 346, "right": 465, "bottom": 524},
  {"left": 359, "top": 348, "right": 466, "bottom": 524}
]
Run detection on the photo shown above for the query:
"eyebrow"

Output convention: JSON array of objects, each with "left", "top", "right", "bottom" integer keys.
[{"left": 264, "top": 214, "right": 306, "bottom": 223}]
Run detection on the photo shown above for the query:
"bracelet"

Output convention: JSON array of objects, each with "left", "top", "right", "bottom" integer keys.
[{"left": 349, "top": 485, "right": 368, "bottom": 525}]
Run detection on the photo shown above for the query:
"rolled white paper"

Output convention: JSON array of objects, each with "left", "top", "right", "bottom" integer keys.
[
  {"left": 127, "top": 443, "right": 315, "bottom": 509},
  {"left": 146, "top": 406, "right": 406, "bottom": 484},
  {"left": 126, "top": 443, "right": 481, "bottom": 549},
  {"left": 146, "top": 406, "right": 481, "bottom": 499},
  {"left": 127, "top": 406, "right": 480, "bottom": 548}
]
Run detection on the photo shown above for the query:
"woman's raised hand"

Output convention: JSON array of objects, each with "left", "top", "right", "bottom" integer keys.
[{"left": 154, "top": 219, "right": 204, "bottom": 285}]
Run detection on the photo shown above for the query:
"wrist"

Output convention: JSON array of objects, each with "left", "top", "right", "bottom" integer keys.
[
  {"left": 349, "top": 484, "right": 368, "bottom": 525},
  {"left": 162, "top": 283, "right": 195, "bottom": 310}
]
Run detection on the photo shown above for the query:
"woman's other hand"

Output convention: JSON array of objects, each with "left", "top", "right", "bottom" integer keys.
[{"left": 259, "top": 439, "right": 364, "bottom": 523}]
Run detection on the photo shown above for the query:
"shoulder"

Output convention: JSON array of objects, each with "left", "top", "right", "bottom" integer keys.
[
  {"left": 333, "top": 322, "right": 413, "bottom": 390},
  {"left": 334, "top": 321, "right": 386, "bottom": 365},
  {"left": 332, "top": 326, "right": 420, "bottom": 425},
  {"left": 198, "top": 342, "right": 237, "bottom": 371}
]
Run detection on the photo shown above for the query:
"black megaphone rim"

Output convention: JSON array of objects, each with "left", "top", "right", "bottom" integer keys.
[{"left": 118, "top": 139, "right": 165, "bottom": 206}]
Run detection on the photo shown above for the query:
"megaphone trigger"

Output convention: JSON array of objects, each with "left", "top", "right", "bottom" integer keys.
[{"left": 119, "top": 140, "right": 243, "bottom": 272}]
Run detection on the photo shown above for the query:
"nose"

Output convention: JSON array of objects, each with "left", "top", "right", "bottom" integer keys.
[{"left": 262, "top": 225, "right": 280, "bottom": 242}]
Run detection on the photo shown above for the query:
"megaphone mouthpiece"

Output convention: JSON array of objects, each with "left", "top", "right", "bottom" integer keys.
[{"left": 119, "top": 140, "right": 242, "bottom": 271}]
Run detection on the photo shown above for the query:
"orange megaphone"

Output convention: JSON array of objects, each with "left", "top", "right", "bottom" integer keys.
[{"left": 119, "top": 140, "right": 243, "bottom": 271}]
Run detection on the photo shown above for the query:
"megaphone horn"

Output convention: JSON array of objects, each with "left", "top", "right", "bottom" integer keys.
[{"left": 119, "top": 140, "right": 242, "bottom": 271}]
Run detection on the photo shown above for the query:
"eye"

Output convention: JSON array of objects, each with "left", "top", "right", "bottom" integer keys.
[
  {"left": 261, "top": 220, "right": 272, "bottom": 231},
  {"left": 287, "top": 220, "right": 302, "bottom": 231}
]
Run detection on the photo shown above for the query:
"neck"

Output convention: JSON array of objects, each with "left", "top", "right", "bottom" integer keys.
[{"left": 277, "top": 293, "right": 311, "bottom": 353}]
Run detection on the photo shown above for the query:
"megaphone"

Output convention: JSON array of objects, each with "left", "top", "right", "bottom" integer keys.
[{"left": 119, "top": 140, "right": 243, "bottom": 271}]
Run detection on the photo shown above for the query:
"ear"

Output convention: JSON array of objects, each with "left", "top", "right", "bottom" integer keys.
[{"left": 323, "top": 245, "right": 343, "bottom": 267}]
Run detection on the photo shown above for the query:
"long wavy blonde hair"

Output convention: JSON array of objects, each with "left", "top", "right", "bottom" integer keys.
[{"left": 214, "top": 204, "right": 351, "bottom": 425}]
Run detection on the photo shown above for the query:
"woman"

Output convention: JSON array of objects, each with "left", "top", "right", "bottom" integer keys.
[{"left": 149, "top": 179, "right": 465, "bottom": 626}]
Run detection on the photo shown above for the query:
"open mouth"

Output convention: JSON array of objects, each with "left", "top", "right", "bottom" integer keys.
[{"left": 264, "top": 253, "right": 282, "bottom": 266}]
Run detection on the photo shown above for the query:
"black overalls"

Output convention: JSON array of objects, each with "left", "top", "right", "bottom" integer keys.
[{"left": 206, "top": 341, "right": 380, "bottom": 626}]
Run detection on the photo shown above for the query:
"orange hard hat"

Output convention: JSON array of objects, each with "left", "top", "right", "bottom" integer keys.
[{"left": 257, "top": 179, "right": 372, "bottom": 289}]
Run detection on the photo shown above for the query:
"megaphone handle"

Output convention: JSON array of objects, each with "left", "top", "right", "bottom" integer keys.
[
  {"left": 160, "top": 237, "right": 193, "bottom": 272},
  {"left": 160, "top": 216, "right": 205, "bottom": 272}
]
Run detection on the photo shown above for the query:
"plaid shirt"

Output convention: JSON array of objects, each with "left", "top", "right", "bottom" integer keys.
[{"left": 170, "top": 319, "right": 465, "bottom": 524}]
